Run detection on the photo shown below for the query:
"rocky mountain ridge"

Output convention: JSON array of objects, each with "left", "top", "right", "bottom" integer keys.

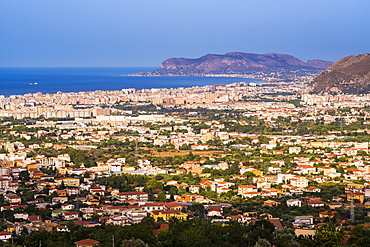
[
  {"left": 307, "top": 53, "right": 370, "bottom": 94},
  {"left": 135, "top": 52, "right": 333, "bottom": 76}
]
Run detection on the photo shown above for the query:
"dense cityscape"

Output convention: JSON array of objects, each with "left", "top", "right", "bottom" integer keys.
[
  {"left": 0, "top": 73, "right": 370, "bottom": 246},
  {"left": 3, "top": 0, "right": 370, "bottom": 245}
]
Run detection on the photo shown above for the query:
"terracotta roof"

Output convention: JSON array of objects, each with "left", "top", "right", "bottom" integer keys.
[
  {"left": 160, "top": 224, "right": 169, "bottom": 230},
  {"left": 0, "top": 231, "right": 11, "bottom": 236},
  {"left": 118, "top": 191, "right": 148, "bottom": 195},
  {"left": 239, "top": 185, "right": 256, "bottom": 188},
  {"left": 269, "top": 218, "right": 283, "bottom": 230},
  {"left": 75, "top": 238, "right": 100, "bottom": 246}
]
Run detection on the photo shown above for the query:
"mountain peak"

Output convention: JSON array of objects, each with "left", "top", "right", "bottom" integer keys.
[
  {"left": 149, "top": 52, "right": 333, "bottom": 76},
  {"left": 307, "top": 53, "right": 370, "bottom": 94}
]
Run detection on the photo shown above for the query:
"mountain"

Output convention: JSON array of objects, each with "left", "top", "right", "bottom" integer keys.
[
  {"left": 306, "top": 60, "right": 335, "bottom": 69},
  {"left": 307, "top": 53, "right": 370, "bottom": 94},
  {"left": 137, "top": 52, "right": 333, "bottom": 76}
]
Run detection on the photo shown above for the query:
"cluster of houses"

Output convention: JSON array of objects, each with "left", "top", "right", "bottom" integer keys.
[{"left": 1, "top": 105, "right": 370, "bottom": 242}]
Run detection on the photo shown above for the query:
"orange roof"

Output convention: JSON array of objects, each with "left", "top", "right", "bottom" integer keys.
[
  {"left": 75, "top": 239, "right": 100, "bottom": 246},
  {"left": 297, "top": 165, "right": 315, "bottom": 168},
  {"left": 239, "top": 185, "right": 256, "bottom": 188}
]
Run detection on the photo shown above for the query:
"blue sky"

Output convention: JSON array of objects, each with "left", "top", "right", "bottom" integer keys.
[{"left": 1, "top": 0, "right": 369, "bottom": 67}]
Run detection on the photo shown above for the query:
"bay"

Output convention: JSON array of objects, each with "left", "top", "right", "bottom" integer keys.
[{"left": 0, "top": 67, "right": 263, "bottom": 96}]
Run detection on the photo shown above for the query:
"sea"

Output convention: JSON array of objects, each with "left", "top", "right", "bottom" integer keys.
[{"left": 0, "top": 67, "right": 263, "bottom": 97}]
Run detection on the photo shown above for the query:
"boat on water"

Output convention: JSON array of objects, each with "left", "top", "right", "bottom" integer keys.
[{"left": 25, "top": 82, "right": 38, "bottom": 85}]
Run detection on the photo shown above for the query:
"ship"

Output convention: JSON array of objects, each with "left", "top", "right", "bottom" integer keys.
[{"left": 25, "top": 82, "right": 38, "bottom": 85}]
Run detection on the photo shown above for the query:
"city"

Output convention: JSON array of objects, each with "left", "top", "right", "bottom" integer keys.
[
  {"left": 0, "top": 77, "right": 370, "bottom": 246},
  {"left": 2, "top": 0, "right": 369, "bottom": 246}
]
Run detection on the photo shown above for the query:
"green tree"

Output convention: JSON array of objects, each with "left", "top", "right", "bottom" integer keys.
[
  {"left": 254, "top": 238, "right": 271, "bottom": 247},
  {"left": 314, "top": 223, "right": 344, "bottom": 247},
  {"left": 157, "top": 191, "right": 166, "bottom": 202},
  {"left": 121, "top": 238, "right": 149, "bottom": 247},
  {"left": 258, "top": 135, "right": 271, "bottom": 144},
  {"left": 347, "top": 225, "right": 370, "bottom": 246}
]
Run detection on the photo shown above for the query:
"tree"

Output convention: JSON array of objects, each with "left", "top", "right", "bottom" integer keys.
[
  {"left": 59, "top": 181, "right": 66, "bottom": 190},
  {"left": 187, "top": 203, "right": 204, "bottom": 216},
  {"left": 19, "top": 171, "right": 30, "bottom": 181},
  {"left": 229, "top": 163, "right": 240, "bottom": 175},
  {"left": 121, "top": 238, "right": 149, "bottom": 247},
  {"left": 314, "top": 223, "right": 344, "bottom": 247},
  {"left": 258, "top": 135, "right": 271, "bottom": 144},
  {"left": 157, "top": 191, "right": 166, "bottom": 202},
  {"left": 347, "top": 225, "right": 370, "bottom": 246},
  {"left": 254, "top": 238, "right": 271, "bottom": 247}
]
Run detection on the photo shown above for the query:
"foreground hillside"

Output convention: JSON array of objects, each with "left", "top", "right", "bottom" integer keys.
[{"left": 307, "top": 53, "right": 370, "bottom": 94}]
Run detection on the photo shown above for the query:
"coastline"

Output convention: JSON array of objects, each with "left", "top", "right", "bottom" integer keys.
[
  {"left": 128, "top": 72, "right": 262, "bottom": 80},
  {"left": 0, "top": 67, "right": 265, "bottom": 97}
]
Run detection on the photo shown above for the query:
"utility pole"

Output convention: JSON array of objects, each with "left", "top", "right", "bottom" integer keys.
[
  {"left": 76, "top": 192, "right": 79, "bottom": 211},
  {"left": 350, "top": 199, "right": 355, "bottom": 222},
  {"left": 112, "top": 235, "right": 115, "bottom": 247}
]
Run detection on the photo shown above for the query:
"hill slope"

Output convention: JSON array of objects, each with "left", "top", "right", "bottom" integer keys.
[{"left": 307, "top": 53, "right": 370, "bottom": 94}]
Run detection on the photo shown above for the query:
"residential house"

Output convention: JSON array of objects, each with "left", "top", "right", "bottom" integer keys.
[
  {"left": 126, "top": 210, "right": 148, "bottom": 224},
  {"left": 164, "top": 202, "right": 186, "bottom": 211},
  {"left": 141, "top": 203, "right": 165, "bottom": 212},
  {"left": 290, "top": 176, "right": 308, "bottom": 188},
  {"left": 75, "top": 239, "right": 100, "bottom": 247},
  {"left": 295, "top": 165, "right": 316, "bottom": 175},
  {"left": 62, "top": 212, "right": 79, "bottom": 220},
  {"left": 307, "top": 200, "right": 326, "bottom": 207},
  {"left": 117, "top": 191, "right": 149, "bottom": 202},
  {"left": 347, "top": 192, "right": 365, "bottom": 203},
  {"left": 14, "top": 212, "right": 29, "bottom": 220},
  {"left": 65, "top": 186, "right": 80, "bottom": 196},
  {"left": 55, "top": 177, "right": 80, "bottom": 187},
  {"left": 52, "top": 197, "right": 68, "bottom": 205},
  {"left": 345, "top": 183, "right": 364, "bottom": 194},
  {"left": 150, "top": 210, "right": 187, "bottom": 222},
  {"left": 56, "top": 190, "right": 67, "bottom": 197},
  {"left": 56, "top": 226, "right": 70, "bottom": 232},
  {"left": 28, "top": 215, "right": 43, "bottom": 224},
  {"left": 61, "top": 203, "right": 75, "bottom": 210},
  {"left": 287, "top": 199, "right": 302, "bottom": 207},
  {"left": 0, "top": 232, "right": 12, "bottom": 241},
  {"left": 304, "top": 186, "right": 321, "bottom": 193},
  {"left": 242, "top": 192, "right": 261, "bottom": 198},
  {"left": 238, "top": 185, "right": 257, "bottom": 195},
  {"left": 110, "top": 215, "right": 129, "bottom": 226},
  {"left": 263, "top": 200, "right": 281, "bottom": 207},
  {"left": 319, "top": 211, "right": 337, "bottom": 218},
  {"left": 289, "top": 147, "right": 301, "bottom": 154},
  {"left": 206, "top": 206, "right": 223, "bottom": 217},
  {"left": 5, "top": 194, "right": 21, "bottom": 204},
  {"left": 0, "top": 178, "right": 10, "bottom": 191},
  {"left": 328, "top": 203, "right": 342, "bottom": 209},
  {"left": 293, "top": 216, "right": 314, "bottom": 228}
]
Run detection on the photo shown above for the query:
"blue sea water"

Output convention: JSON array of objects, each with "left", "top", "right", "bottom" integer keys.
[{"left": 0, "top": 67, "right": 263, "bottom": 96}]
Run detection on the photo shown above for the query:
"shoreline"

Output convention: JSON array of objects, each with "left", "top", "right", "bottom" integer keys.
[
  {"left": 0, "top": 79, "right": 265, "bottom": 98},
  {"left": 128, "top": 72, "right": 263, "bottom": 80}
]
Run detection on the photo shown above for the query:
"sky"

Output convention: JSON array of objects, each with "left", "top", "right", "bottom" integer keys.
[{"left": 1, "top": 0, "right": 369, "bottom": 67}]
